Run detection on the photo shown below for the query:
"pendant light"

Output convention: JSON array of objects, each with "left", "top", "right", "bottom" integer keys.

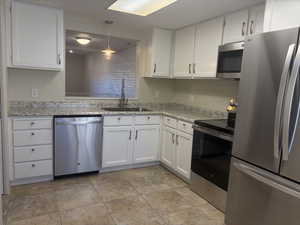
[{"left": 101, "top": 20, "right": 116, "bottom": 59}]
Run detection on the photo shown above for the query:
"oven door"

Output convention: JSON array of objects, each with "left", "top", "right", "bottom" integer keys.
[
  {"left": 191, "top": 126, "right": 233, "bottom": 191},
  {"left": 217, "top": 42, "right": 244, "bottom": 79}
]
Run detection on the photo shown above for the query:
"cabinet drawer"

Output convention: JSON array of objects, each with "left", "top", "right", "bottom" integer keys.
[
  {"left": 13, "top": 119, "right": 52, "bottom": 130},
  {"left": 14, "top": 145, "right": 52, "bottom": 163},
  {"left": 104, "top": 116, "right": 133, "bottom": 126},
  {"left": 135, "top": 115, "right": 160, "bottom": 125},
  {"left": 14, "top": 160, "right": 53, "bottom": 179},
  {"left": 14, "top": 130, "right": 52, "bottom": 147},
  {"left": 177, "top": 120, "right": 193, "bottom": 135},
  {"left": 164, "top": 117, "right": 177, "bottom": 129}
]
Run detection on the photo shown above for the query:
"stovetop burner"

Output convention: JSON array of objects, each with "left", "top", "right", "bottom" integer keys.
[{"left": 194, "top": 119, "right": 234, "bottom": 135}]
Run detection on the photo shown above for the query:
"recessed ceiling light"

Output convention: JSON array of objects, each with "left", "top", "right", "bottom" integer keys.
[
  {"left": 76, "top": 37, "right": 91, "bottom": 45},
  {"left": 68, "top": 50, "right": 74, "bottom": 54},
  {"left": 108, "top": 0, "right": 178, "bottom": 16}
]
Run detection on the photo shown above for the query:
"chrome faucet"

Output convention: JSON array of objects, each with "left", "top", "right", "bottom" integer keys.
[{"left": 119, "top": 78, "right": 128, "bottom": 108}]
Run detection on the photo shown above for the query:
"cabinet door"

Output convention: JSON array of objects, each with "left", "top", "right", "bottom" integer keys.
[
  {"left": 11, "top": 2, "right": 63, "bottom": 70},
  {"left": 133, "top": 125, "right": 160, "bottom": 163},
  {"left": 151, "top": 28, "right": 172, "bottom": 77},
  {"left": 102, "top": 127, "right": 133, "bottom": 168},
  {"left": 223, "top": 9, "right": 249, "bottom": 44},
  {"left": 173, "top": 25, "right": 196, "bottom": 78},
  {"left": 264, "top": 0, "right": 300, "bottom": 32},
  {"left": 194, "top": 17, "right": 224, "bottom": 78},
  {"left": 248, "top": 4, "right": 265, "bottom": 36},
  {"left": 175, "top": 131, "right": 193, "bottom": 179},
  {"left": 161, "top": 126, "right": 176, "bottom": 167}
]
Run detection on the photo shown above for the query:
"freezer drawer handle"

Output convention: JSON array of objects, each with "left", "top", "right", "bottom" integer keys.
[
  {"left": 234, "top": 162, "right": 300, "bottom": 199},
  {"left": 282, "top": 44, "right": 300, "bottom": 161},
  {"left": 274, "top": 44, "right": 295, "bottom": 159}
]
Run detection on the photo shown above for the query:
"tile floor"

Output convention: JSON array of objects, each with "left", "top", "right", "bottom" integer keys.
[{"left": 3, "top": 166, "right": 225, "bottom": 225}]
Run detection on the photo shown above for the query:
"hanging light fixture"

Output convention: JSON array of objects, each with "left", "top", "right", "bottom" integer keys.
[
  {"left": 76, "top": 37, "right": 91, "bottom": 45},
  {"left": 101, "top": 20, "right": 116, "bottom": 59}
]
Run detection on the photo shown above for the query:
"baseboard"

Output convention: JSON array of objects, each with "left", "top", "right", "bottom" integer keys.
[
  {"left": 100, "top": 161, "right": 160, "bottom": 173},
  {"left": 160, "top": 163, "right": 191, "bottom": 184},
  {"left": 11, "top": 175, "right": 53, "bottom": 186}
]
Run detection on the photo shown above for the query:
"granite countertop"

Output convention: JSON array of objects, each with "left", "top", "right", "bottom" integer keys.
[{"left": 8, "top": 102, "right": 227, "bottom": 123}]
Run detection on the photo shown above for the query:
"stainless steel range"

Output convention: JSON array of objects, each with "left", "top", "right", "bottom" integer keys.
[{"left": 190, "top": 119, "right": 234, "bottom": 212}]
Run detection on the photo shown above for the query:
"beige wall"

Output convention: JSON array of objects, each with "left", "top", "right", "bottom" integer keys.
[{"left": 172, "top": 79, "right": 239, "bottom": 112}]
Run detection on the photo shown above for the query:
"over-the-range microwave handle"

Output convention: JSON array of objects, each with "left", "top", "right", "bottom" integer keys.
[
  {"left": 234, "top": 162, "right": 300, "bottom": 199},
  {"left": 274, "top": 44, "right": 296, "bottom": 159},
  {"left": 282, "top": 44, "right": 300, "bottom": 161}
]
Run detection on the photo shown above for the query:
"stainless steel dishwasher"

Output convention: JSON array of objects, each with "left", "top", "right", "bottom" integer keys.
[{"left": 54, "top": 115, "right": 103, "bottom": 176}]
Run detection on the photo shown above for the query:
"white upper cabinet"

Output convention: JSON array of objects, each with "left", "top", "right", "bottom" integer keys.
[
  {"left": 133, "top": 125, "right": 160, "bottom": 163},
  {"left": 194, "top": 17, "right": 224, "bottom": 78},
  {"left": 173, "top": 25, "right": 196, "bottom": 78},
  {"left": 248, "top": 4, "right": 265, "bottom": 36},
  {"left": 264, "top": 0, "right": 300, "bottom": 32},
  {"left": 9, "top": 1, "right": 63, "bottom": 70},
  {"left": 149, "top": 28, "right": 173, "bottom": 78},
  {"left": 223, "top": 9, "right": 249, "bottom": 44}
]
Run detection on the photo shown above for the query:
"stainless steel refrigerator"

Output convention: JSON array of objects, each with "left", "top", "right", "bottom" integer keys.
[{"left": 226, "top": 28, "right": 300, "bottom": 225}]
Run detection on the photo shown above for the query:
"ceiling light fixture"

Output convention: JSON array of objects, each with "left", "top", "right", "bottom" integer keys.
[
  {"left": 101, "top": 20, "right": 116, "bottom": 60},
  {"left": 68, "top": 50, "right": 74, "bottom": 54},
  {"left": 76, "top": 37, "right": 91, "bottom": 45},
  {"left": 108, "top": 0, "right": 177, "bottom": 16}
]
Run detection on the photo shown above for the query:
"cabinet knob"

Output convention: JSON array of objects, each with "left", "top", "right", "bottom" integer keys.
[
  {"left": 31, "top": 132, "right": 35, "bottom": 136},
  {"left": 77, "top": 162, "right": 81, "bottom": 166},
  {"left": 118, "top": 117, "right": 121, "bottom": 121},
  {"left": 31, "top": 148, "right": 35, "bottom": 152},
  {"left": 30, "top": 122, "right": 35, "bottom": 126},
  {"left": 147, "top": 116, "right": 150, "bottom": 120},
  {"left": 182, "top": 123, "right": 186, "bottom": 126},
  {"left": 32, "top": 164, "right": 36, "bottom": 167}
]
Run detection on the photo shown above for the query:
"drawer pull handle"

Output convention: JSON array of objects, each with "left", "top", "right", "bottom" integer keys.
[
  {"left": 31, "top": 148, "right": 35, "bottom": 152},
  {"left": 147, "top": 116, "right": 150, "bottom": 120},
  {"left": 31, "top": 132, "right": 35, "bottom": 136},
  {"left": 182, "top": 123, "right": 186, "bottom": 126},
  {"left": 30, "top": 122, "right": 35, "bottom": 126},
  {"left": 32, "top": 164, "right": 36, "bottom": 167},
  {"left": 118, "top": 117, "right": 121, "bottom": 121}
]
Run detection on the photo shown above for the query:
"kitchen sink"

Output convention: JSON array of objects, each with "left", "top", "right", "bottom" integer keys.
[{"left": 103, "top": 107, "right": 152, "bottom": 112}]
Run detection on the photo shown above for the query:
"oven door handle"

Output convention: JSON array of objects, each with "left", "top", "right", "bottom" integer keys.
[{"left": 192, "top": 125, "right": 233, "bottom": 142}]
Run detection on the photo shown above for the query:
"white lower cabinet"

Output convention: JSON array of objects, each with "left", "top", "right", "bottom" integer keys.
[
  {"left": 10, "top": 117, "right": 53, "bottom": 184},
  {"left": 102, "top": 126, "right": 133, "bottom": 168},
  {"left": 161, "top": 126, "right": 176, "bottom": 167},
  {"left": 174, "top": 131, "right": 193, "bottom": 178},
  {"left": 133, "top": 125, "right": 160, "bottom": 163},
  {"left": 102, "top": 115, "right": 161, "bottom": 168},
  {"left": 161, "top": 117, "right": 193, "bottom": 180}
]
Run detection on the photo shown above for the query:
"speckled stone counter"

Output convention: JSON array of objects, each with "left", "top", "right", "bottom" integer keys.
[{"left": 8, "top": 101, "right": 227, "bottom": 123}]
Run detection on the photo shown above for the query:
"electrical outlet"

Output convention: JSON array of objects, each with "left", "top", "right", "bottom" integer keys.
[
  {"left": 189, "top": 95, "right": 195, "bottom": 102},
  {"left": 31, "top": 88, "right": 39, "bottom": 98}
]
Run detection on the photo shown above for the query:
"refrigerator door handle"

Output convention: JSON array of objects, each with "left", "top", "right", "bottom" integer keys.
[
  {"left": 282, "top": 44, "right": 300, "bottom": 161},
  {"left": 234, "top": 162, "right": 300, "bottom": 199},
  {"left": 274, "top": 44, "right": 296, "bottom": 159}
]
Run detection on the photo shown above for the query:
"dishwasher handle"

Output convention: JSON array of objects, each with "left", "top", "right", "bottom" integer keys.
[{"left": 55, "top": 120, "right": 103, "bottom": 126}]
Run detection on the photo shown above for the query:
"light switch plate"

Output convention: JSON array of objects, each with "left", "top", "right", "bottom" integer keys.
[{"left": 31, "top": 88, "right": 39, "bottom": 98}]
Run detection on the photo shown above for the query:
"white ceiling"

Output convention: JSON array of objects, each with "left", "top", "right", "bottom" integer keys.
[{"left": 21, "top": 0, "right": 265, "bottom": 30}]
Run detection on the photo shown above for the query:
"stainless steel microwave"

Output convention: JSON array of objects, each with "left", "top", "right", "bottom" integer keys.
[{"left": 217, "top": 41, "right": 244, "bottom": 79}]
